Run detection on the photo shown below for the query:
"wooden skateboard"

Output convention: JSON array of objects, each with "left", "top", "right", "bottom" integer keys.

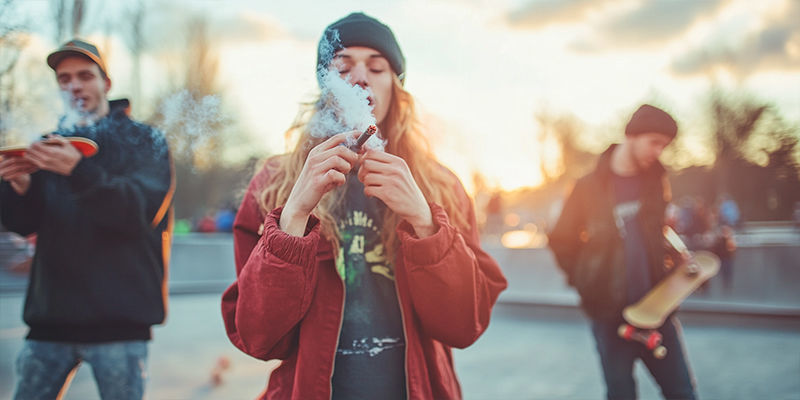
[
  {"left": 0, "top": 137, "right": 99, "bottom": 158},
  {"left": 618, "top": 227, "right": 720, "bottom": 359}
]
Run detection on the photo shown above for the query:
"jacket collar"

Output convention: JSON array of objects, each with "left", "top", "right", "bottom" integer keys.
[
  {"left": 107, "top": 98, "right": 131, "bottom": 119},
  {"left": 595, "top": 143, "right": 665, "bottom": 182}
]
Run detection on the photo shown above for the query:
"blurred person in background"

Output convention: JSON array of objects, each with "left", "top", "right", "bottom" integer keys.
[
  {"left": 548, "top": 104, "right": 697, "bottom": 399},
  {"left": 710, "top": 224, "right": 737, "bottom": 292},
  {"left": 195, "top": 211, "right": 217, "bottom": 233},
  {"left": 221, "top": 12, "right": 506, "bottom": 399},
  {"left": 717, "top": 193, "right": 740, "bottom": 229},
  {"left": 0, "top": 39, "right": 173, "bottom": 400},
  {"left": 794, "top": 201, "right": 800, "bottom": 232},
  {"left": 215, "top": 205, "right": 236, "bottom": 232}
]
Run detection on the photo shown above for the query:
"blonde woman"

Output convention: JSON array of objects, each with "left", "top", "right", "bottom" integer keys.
[{"left": 221, "top": 13, "right": 507, "bottom": 400}]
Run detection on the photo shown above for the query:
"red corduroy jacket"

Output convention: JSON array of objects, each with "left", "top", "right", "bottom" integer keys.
[{"left": 221, "top": 162, "right": 507, "bottom": 400}]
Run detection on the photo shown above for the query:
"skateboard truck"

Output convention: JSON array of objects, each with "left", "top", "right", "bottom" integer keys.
[
  {"left": 618, "top": 324, "right": 667, "bottom": 359},
  {"left": 685, "top": 260, "right": 700, "bottom": 276}
]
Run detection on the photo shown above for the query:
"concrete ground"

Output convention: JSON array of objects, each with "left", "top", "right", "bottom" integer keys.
[
  {"left": 2, "top": 293, "right": 798, "bottom": 400},
  {"left": 1, "top": 228, "right": 798, "bottom": 399}
]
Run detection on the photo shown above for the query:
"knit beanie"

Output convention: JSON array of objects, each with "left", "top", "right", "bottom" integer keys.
[
  {"left": 317, "top": 12, "right": 405, "bottom": 83},
  {"left": 625, "top": 104, "right": 678, "bottom": 138}
]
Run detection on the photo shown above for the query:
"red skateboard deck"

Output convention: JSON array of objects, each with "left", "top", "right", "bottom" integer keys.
[{"left": 0, "top": 137, "right": 99, "bottom": 158}]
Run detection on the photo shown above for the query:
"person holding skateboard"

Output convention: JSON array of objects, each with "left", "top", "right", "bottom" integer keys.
[
  {"left": 220, "top": 12, "right": 507, "bottom": 400},
  {"left": 0, "top": 39, "right": 173, "bottom": 400},
  {"left": 548, "top": 104, "right": 697, "bottom": 399}
]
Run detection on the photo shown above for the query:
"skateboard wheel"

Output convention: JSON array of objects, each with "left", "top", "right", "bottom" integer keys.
[
  {"left": 618, "top": 324, "right": 633, "bottom": 340},
  {"left": 646, "top": 331, "right": 663, "bottom": 349},
  {"left": 653, "top": 346, "right": 667, "bottom": 359}
]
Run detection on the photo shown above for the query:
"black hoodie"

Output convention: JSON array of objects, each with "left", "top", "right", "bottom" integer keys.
[{"left": 0, "top": 99, "right": 174, "bottom": 342}]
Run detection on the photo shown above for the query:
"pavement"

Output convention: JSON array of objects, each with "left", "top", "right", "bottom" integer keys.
[
  {"left": 2, "top": 293, "right": 799, "bottom": 400},
  {"left": 1, "top": 227, "right": 799, "bottom": 399}
]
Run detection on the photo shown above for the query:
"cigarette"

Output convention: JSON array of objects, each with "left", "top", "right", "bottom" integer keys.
[{"left": 354, "top": 125, "right": 377, "bottom": 149}]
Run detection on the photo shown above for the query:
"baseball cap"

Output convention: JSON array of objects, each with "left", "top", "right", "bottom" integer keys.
[{"left": 47, "top": 38, "right": 109, "bottom": 78}]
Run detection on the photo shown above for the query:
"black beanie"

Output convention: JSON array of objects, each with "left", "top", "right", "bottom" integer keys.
[
  {"left": 625, "top": 104, "right": 678, "bottom": 138},
  {"left": 317, "top": 12, "right": 405, "bottom": 82}
]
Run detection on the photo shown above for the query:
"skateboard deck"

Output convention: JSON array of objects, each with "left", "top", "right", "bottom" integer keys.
[
  {"left": 623, "top": 250, "right": 719, "bottom": 329},
  {"left": 618, "top": 227, "right": 720, "bottom": 358},
  {"left": 0, "top": 137, "right": 99, "bottom": 158}
]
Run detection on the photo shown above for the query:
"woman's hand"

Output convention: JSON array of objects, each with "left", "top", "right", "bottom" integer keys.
[
  {"left": 358, "top": 149, "right": 435, "bottom": 238},
  {"left": 280, "top": 131, "right": 360, "bottom": 236}
]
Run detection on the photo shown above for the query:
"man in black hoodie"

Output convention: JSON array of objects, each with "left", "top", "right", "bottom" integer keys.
[
  {"left": 0, "top": 39, "right": 173, "bottom": 400},
  {"left": 549, "top": 104, "right": 696, "bottom": 399}
]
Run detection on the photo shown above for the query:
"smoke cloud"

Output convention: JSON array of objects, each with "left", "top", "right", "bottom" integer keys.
[
  {"left": 155, "top": 89, "right": 224, "bottom": 162},
  {"left": 58, "top": 90, "right": 96, "bottom": 131},
  {"left": 308, "top": 29, "right": 384, "bottom": 151}
]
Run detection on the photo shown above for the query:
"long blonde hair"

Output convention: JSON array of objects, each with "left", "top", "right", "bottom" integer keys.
[{"left": 257, "top": 76, "right": 470, "bottom": 259}]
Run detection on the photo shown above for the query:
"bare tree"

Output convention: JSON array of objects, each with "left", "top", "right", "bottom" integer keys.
[
  {"left": 704, "top": 89, "right": 800, "bottom": 220},
  {"left": 71, "top": 0, "right": 84, "bottom": 37},
  {"left": 146, "top": 14, "right": 261, "bottom": 220},
  {"left": 50, "top": 0, "right": 89, "bottom": 43},
  {"left": 184, "top": 16, "right": 219, "bottom": 97},
  {"left": 149, "top": 14, "right": 227, "bottom": 169},
  {"left": 122, "top": 0, "right": 146, "bottom": 116},
  {"left": 535, "top": 110, "right": 596, "bottom": 184},
  {"left": 0, "top": 0, "right": 27, "bottom": 145},
  {"left": 51, "top": 0, "right": 67, "bottom": 43}
]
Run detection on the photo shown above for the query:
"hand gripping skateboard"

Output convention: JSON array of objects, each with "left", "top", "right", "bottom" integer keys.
[
  {"left": 0, "top": 137, "right": 99, "bottom": 158},
  {"left": 618, "top": 227, "right": 720, "bottom": 359}
]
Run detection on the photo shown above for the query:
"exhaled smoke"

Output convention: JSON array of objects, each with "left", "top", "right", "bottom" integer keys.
[
  {"left": 156, "top": 89, "right": 224, "bottom": 162},
  {"left": 309, "top": 29, "right": 385, "bottom": 151},
  {"left": 58, "top": 90, "right": 95, "bottom": 131}
]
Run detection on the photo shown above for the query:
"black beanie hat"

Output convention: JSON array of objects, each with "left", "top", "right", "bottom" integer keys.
[
  {"left": 625, "top": 104, "right": 678, "bottom": 138},
  {"left": 317, "top": 12, "right": 405, "bottom": 82}
]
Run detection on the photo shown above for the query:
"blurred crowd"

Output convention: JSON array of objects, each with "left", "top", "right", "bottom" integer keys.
[
  {"left": 668, "top": 194, "right": 739, "bottom": 291},
  {"left": 173, "top": 206, "right": 237, "bottom": 234}
]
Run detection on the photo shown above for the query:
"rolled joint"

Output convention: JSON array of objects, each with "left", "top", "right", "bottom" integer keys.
[{"left": 353, "top": 125, "right": 377, "bottom": 150}]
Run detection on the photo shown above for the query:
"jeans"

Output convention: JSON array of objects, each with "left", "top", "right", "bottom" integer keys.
[
  {"left": 591, "top": 317, "right": 697, "bottom": 400},
  {"left": 14, "top": 339, "right": 148, "bottom": 400}
]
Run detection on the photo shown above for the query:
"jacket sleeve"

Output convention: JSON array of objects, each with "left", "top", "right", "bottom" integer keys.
[
  {"left": 547, "top": 180, "right": 587, "bottom": 286},
  {"left": 221, "top": 167, "right": 320, "bottom": 361},
  {"left": 67, "top": 130, "right": 173, "bottom": 236},
  {"left": 0, "top": 174, "right": 43, "bottom": 236},
  {"left": 396, "top": 180, "right": 508, "bottom": 349}
]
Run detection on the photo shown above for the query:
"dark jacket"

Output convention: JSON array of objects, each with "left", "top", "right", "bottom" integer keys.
[
  {"left": 0, "top": 99, "right": 174, "bottom": 342},
  {"left": 221, "top": 159, "right": 508, "bottom": 400},
  {"left": 548, "top": 145, "right": 671, "bottom": 320}
]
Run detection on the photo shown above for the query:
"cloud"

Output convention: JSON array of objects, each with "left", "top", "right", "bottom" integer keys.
[
  {"left": 210, "top": 12, "right": 288, "bottom": 44},
  {"left": 508, "top": 0, "right": 729, "bottom": 50},
  {"left": 597, "top": 0, "right": 729, "bottom": 45},
  {"left": 507, "top": 0, "right": 617, "bottom": 29},
  {"left": 671, "top": 1, "right": 800, "bottom": 77}
]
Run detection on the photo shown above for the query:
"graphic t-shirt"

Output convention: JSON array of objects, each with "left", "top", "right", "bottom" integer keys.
[
  {"left": 331, "top": 174, "right": 406, "bottom": 400},
  {"left": 612, "top": 173, "right": 651, "bottom": 304}
]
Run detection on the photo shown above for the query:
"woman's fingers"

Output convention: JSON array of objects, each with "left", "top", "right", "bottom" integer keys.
[
  {"left": 323, "top": 169, "right": 347, "bottom": 189},
  {"left": 359, "top": 171, "right": 390, "bottom": 188},
  {"left": 317, "top": 155, "right": 353, "bottom": 176},
  {"left": 315, "top": 130, "right": 360, "bottom": 153}
]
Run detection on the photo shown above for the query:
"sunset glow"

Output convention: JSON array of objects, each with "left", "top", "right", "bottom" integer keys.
[{"left": 4, "top": 0, "right": 799, "bottom": 193}]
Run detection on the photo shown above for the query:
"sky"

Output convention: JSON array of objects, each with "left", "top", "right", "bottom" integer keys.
[{"left": 5, "top": 0, "right": 800, "bottom": 192}]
